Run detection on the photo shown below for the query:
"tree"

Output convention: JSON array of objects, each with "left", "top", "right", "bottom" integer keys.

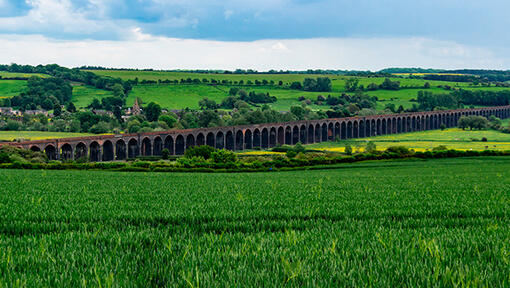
[
  {"left": 112, "top": 83, "right": 125, "bottom": 98},
  {"left": 161, "top": 148, "right": 170, "bottom": 160},
  {"left": 113, "top": 106, "right": 122, "bottom": 122},
  {"left": 290, "top": 81, "right": 302, "bottom": 90},
  {"left": 185, "top": 145, "right": 216, "bottom": 160},
  {"left": 66, "top": 102, "right": 76, "bottom": 113},
  {"left": 344, "top": 144, "right": 352, "bottom": 155},
  {"left": 345, "top": 78, "right": 359, "bottom": 92},
  {"left": 53, "top": 104, "right": 62, "bottom": 117},
  {"left": 211, "top": 149, "right": 237, "bottom": 163},
  {"left": 198, "top": 98, "right": 218, "bottom": 110},
  {"left": 423, "top": 82, "right": 431, "bottom": 89},
  {"left": 89, "top": 98, "right": 102, "bottom": 110},
  {"left": 144, "top": 102, "right": 162, "bottom": 122},
  {"left": 365, "top": 142, "right": 376, "bottom": 153},
  {"left": 159, "top": 114, "right": 177, "bottom": 128},
  {"left": 89, "top": 121, "right": 109, "bottom": 134}
]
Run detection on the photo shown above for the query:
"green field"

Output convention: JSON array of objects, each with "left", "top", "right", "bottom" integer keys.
[
  {"left": 71, "top": 85, "right": 114, "bottom": 109},
  {"left": 309, "top": 127, "right": 510, "bottom": 152},
  {"left": 0, "top": 71, "right": 48, "bottom": 78},
  {"left": 0, "top": 131, "right": 94, "bottom": 142},
  {"left": 0, "top": 157, "right": 509, "bottom": 286},
  {"left": 0, "top": 80, "right": 27, "bottom": 98},
  {"left": 93, "top": 70, "right": 505, "bottom": 111}
]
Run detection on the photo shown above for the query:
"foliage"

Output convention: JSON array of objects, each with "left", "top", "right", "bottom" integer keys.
[
  {"left": 458, "top": 116, "right": 488, "bottom": 130},
  {"left": 211, "top": 149, "right": 237, "bottom": 163},
  {"left": 184, "top": 145, "right": 216, "bottom": 160}
]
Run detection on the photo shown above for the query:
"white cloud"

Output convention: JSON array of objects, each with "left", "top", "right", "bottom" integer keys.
[{"left": 0, "top": 34, "right": 506, "bottom": 70}]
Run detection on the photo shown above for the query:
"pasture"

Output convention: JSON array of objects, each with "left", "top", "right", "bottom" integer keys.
[
  {"left": 0, "top": 80, "right": 27, "bottom": 98},
  {"left": 0, "top": 131, "right": 94, "bottom": 142},
  {"left": 71, "top": 85, "right": 114, "bottom": 109},
  {"left": 0, "top": 157, "right": 508, "bottom": 286},
  {"left": 309, "top": 127, "right": 510, "bottom": 152}
]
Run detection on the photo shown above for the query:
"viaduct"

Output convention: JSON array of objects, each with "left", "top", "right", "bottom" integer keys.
[{"left": 6, "top": 106, "right": 510, "bottom": 161}]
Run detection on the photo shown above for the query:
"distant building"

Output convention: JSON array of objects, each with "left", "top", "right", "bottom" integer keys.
[
  {"left": 92, "top": 109, "right": 113, "bottom": 116},
  {"left": 0, "top": 107, "right": 21, "bottom": 116},
  {"left": 24, "top": 110, "right": 49, "bottom": 116},
  {"left": 132, "top": 98, "right": 141, "bottom": 116}
]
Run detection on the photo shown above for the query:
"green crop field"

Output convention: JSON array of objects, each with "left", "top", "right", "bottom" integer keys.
[
  {"left": 0, "top": 157, "right": 509, "bottom": 286},
  {"left": 309, "top": 127, "right": 510, "bottom": 152},
  {"left": 0, "top": 80, "right": 27, "bottom": 98},
  {"left": 0, "top": 131, "right": 94, "bottom": 142}
]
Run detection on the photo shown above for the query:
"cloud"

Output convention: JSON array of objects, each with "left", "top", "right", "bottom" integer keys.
[{"left": 0, "top": 34, "right": 506, "bottom": 70}]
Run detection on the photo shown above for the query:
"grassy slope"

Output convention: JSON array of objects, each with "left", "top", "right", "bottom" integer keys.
[
  {"left": 71, "top": 85, "right": 114, "bottom": 109},
  {"left": 0, "top": 80, "right": 27, "bottom": 98},
  {"left": 0, "top": 157, "right": 509, "bottom": 286},
  {"left": 0, "top": 131, "right": 94, "bottom": 141},
  {"left": 0, "top": 71, "right": 48, "bottom": 78},
  {"left": 93, "top": 70, "right": 508, "bottom": 111},
  {"left": 308, "top": 127, "right": 510, "bottom": 152}
]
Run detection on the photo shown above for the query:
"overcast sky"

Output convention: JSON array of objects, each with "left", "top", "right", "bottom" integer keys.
[{"left": 0, "top": 0, "right": 509, "bottom": 71}]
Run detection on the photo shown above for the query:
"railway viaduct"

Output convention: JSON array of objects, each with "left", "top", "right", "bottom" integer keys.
[{"left": 6, "top": 106, "right": 510, "bottom": 161}]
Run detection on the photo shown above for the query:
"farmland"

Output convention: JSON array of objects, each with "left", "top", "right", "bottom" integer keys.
[
  {"left": 0, "top": 131, "right": 94, "bottom": 142},
  {"left": 0, "top": 157, "right": 509, "bottom": 286},
  {"left": 309, "top": 127, "right": 510, "bottom": 152},
  {"left": 0, "top": 80, "right": 27, "bottom": 98},
  {"left": 2, "top": 69, "right": 510, "bottom": 112}
]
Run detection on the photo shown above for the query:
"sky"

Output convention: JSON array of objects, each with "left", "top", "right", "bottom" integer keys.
[{"left": 0, "top": 0, "right": 509, "bottom": 71}]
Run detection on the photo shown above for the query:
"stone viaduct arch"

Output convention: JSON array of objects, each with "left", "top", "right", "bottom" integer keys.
[{"left": 8, "top": 106, "right": 510, "bottom": 162}]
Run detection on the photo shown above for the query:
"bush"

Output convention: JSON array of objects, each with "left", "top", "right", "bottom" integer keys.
[
  {"left": 344, "top": 145, "right": 352, "bottom": 155},
  {"left": 365, "top": 142, "right": 377, "bottom": 153},
  {"left": 385, "top": 146, "right": 412, "bottom": 156},
  {"left": 211, "top": 149, "right": 237, "bottom": 164},
  {"left": 286, "top": 150, "right": 297, "bottom": 158},
  {"left": 185, "top": 145, "right": 216, "bottom": 160},
  {"left": 161, "top": 148, "right": 170, "bottom": 160},
  {"left": 432, "top": 145, "right": 448, "bottom": 152},
  {"left": 0, "top": 152, "right": 10, "bottom": 164},
  {"left": 481, "top": 137, "right": 488, "bottom": 142}
]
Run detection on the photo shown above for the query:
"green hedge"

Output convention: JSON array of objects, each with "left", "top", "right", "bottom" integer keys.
[{"left": 1, "top": 149, "right": 510, "bottom": 173}]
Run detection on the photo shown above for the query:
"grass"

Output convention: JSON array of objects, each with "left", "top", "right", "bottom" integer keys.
[
  {"left": 0, "top": 157, "right": 509, "bottom": 286},
  {"left": 0, "top": 80, "right": 27, "bottom": 98},
  {"left": 0, "top": 71, "right": 48, "bottom": 78},
  {"left": 92, "top": 70, "right": 508, "bottom": 111},
  {"left": 309, "top": 128, "right": 510, "bottom": 152},
  {"left": 71, "top": 85, "right": 114, "bottom": 109},
  {"left": 0, "top": 131, "right": 94, "bottom": 142}
]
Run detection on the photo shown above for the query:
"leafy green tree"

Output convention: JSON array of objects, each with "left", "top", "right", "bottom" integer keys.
[
  {"left": 144, "top": 102, "right": 162, "bottom": 122},
  {"left": 198, "top": 98, "right": 218, "bottom": 110},
  {"left": 345, "top": 144, "right": 353, "bottom": 155},
  {"left": 345, "top": 78, "right": 359, "bottom": 92},
  {"left": 365, "top": 142, "right": 376, "bottom": 153},
  {"left": 66, "top": 102, "right": 76, "bottom": 113},
  {"left": 53, "top": 104, "right": 62, "bottom": 117},
  {"left": 159, "top": 114, "right": 177, "bottom": 128},
  {"left": 185, "top": 145, "right": 216, "bottom": 160},
  {"left": 211, "top": 149, "right": 237, "bottom": 164}
]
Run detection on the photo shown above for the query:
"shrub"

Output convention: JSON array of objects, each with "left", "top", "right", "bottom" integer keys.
[
  {"left": 211, "top": 149, "right": 237, "bottom": 164},
  {"left": 185, "top": 145, "right": 216, "bottom": 160},
  {"left": 161, "top": 148, "right": 170, "bottom": 160},
  {"left": 385, "top": 146, "right": 412, "bottom": 156},
  {"left": 432, "top": 145, "right": 448, "bottom": 152},
  {"left": 365, "top": 142, "right": 377, "bottom": 153},
  {"left": 0, "top": 152, "right": 10, "bottom": 164},
  {"left": 286, "top": 150, "right": 297, "bottom": 158},
  {"left": 481, "top": 137, "right": 488, "bottom": 142},
  {"left": 345, "top": 145, "right": 352, "bottom": 155}
]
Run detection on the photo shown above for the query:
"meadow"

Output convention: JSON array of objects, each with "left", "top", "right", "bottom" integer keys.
[
  {"left": 71, "top": 85, "right": 114, "bottom": 109},
  {"left": 0, "top": 80, "right": 28, "bottom": 98},
  {"left": 0, "top": 131, "right": 94, "bottom": 142},
  {"left": 309, "top": 127, "right": 510, "bottom": 152},
  {"left": 0, "top": 157, "right": 508, "bottom": 286}
]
